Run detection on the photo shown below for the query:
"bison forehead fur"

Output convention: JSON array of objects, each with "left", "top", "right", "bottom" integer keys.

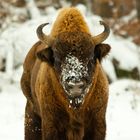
[
  {"left": 21, "top": 7, "right": 110, "bottom": 140},
  {"left": 53, "top": 31, "right": 94, "bottom": 54},
  {"left": 50, "top": 7, "right": 90, "bottom": 37}
]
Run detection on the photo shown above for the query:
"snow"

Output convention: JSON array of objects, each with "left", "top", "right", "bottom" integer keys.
[
  {"left": 26, "top": 0, "right": 41, "bottom": 19},
  {"left": 121, "top": 9, "right": 137, "bottom": 23},
  {"left": 108, "top": 34, "right": 140, "bottom": 71},
  {"left": 61, "top": 54, "right": 88, "bottom": 83},
  {"left": 0, "top": 3, "right": 140, "bottom": 140},
  {"left": 0, "top": 84, "right": 26, "bottom": 140},
  {"left": 106, "top": 79, "right": 140, "bottom": 140},
  {"left": 102, "top": 57, "right": 117, "bottom": 81}
]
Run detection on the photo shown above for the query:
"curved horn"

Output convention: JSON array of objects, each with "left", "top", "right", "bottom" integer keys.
[
  {"left": 93, "top": 21, "right": 110, "bottom": 45},
  {"left": 36, "top": 23, "right": 52, "bottom": 44}
]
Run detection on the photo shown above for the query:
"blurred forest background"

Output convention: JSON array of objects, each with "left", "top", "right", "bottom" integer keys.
[{"left": 0, "top": 0, "right": 140, "bottom": 81}]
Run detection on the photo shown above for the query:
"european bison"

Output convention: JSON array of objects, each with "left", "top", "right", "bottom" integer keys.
[{"left": 21, "top": 7, "right": 111, "bottom": 140}]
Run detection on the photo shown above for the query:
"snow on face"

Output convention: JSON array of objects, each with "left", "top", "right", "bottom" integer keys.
[{"left": 61, "top": 54, "right": 88, "bottom": 83}]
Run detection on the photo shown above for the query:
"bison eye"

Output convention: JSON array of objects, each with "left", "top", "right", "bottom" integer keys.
[
  {"left": 55, "top": 57, "right": 61, "bottom": 63},
  {"left": 89, "top": 56, "right": 95, "bottom": 63},
  {"left": 54, "top": 57, "right": 61, "bottom": 68},
  {"left": 87, "top": 57, "right": 95, "bottom": 70}
]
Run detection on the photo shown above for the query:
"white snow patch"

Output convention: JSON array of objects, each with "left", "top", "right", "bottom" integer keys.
[
  {"left": 0, "top": 84, "right": 26, "bottom": 140},
  {"left": 108, "top": 34, "right": 140, "bottom": 71},
  {"left": 106, "top": 79, "right": 140, "bottom": 140},
  {"left": 61, "top": 54, "right": 88, "bottom": 82},
  {"left": 102, "top": 57, "right": 117, "bottom": 82}
]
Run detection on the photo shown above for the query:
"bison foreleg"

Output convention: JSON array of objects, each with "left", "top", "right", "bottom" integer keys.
[
  {"left": 92, "top": 107, "right": 107, "bottom": 140},
  {"left": 41, "top": 118, "right": 58, "bottom": 140},
  {"left": 93, "top": 119, "right": 106, "bottom": 140},
  {"left": 25, "top": 101, "right": 42, "bottom": 140}
]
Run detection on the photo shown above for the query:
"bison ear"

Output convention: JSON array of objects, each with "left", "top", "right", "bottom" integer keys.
[
  {"left": 36, "top": 47, "right": 54, "bottom": 65},
  {"left": 94, "top": 43, "right": 111, "bottom": 61}
]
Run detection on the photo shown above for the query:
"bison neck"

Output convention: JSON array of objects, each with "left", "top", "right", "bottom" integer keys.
[{"left": 35, "top": 60, "right": 107, "bottom": 139}]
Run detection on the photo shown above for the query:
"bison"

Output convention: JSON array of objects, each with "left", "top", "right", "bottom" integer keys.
[{"left": 21, "top": 7, "right": 111, "bottom": 140}]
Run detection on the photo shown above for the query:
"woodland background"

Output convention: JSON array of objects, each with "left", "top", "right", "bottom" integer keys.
[{"left": 0, "top": 0, "right": 140, "bottom": 80}]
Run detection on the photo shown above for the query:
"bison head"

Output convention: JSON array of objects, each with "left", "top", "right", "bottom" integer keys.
[{"left": 36, "top": 21, "right": 110, "bottom": 108}]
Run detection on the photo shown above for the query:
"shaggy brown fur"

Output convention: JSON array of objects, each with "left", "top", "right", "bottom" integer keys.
[
  {"left": 21, "top": 7, "right": 110, "bottom": 140},
  {"left": 50, "top": 8, "right": 90, "bottom": 37}
]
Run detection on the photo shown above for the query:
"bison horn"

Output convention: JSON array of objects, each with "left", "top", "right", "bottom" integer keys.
[
  {"left": 36, "top": 23, "right": 52, "bottom": 45},
  {"left": 93, "top": 21, "right": 110, "bottom": 45}
]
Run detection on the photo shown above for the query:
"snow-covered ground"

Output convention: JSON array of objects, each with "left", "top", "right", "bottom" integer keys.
[
  {"left": 107, "top": 79, "right": 140, "bottom": 140},
  {"left": 0, "top": 84, "right": 25, "bottom": 140},
  {"left": 0, "top": 3, "right": 140, "bottom": 140}
]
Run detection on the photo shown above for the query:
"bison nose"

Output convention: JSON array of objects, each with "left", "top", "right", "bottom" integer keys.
[
  {"left": 68, "top": 81, "right": 84, "bottom": 89},
  {"left": 67, "top": 81, "right": 85, "bottom": 96}
]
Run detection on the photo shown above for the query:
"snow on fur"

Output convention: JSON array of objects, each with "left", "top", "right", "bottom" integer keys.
[{"left": 61, "top": 54, "right": 88, "bottom": 83}]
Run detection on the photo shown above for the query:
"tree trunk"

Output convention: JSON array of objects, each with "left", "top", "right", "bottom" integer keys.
[
  {"left": 92, "top": 0, "right": 113, "bottom": 18},
  {"left": 35, "top": 0, "right": 61, "bottom": 9},
  {"left": 71, "top": 0, "right": 87, "bottom": 6},
  {"left": 136, "top": 0, "right": 140, "bottom": 19}
]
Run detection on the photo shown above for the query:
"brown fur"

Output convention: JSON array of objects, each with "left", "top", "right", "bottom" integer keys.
[
  {"left": 21, "top": 7, "right": 109, "bottom": 140},
  {"left": 50, "top": 8, "right": 90, "bottom": 37}
]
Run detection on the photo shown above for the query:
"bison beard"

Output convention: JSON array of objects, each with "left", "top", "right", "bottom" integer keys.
[{"left": 21, "top": 7, "right": 111, "bottom": 140}]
